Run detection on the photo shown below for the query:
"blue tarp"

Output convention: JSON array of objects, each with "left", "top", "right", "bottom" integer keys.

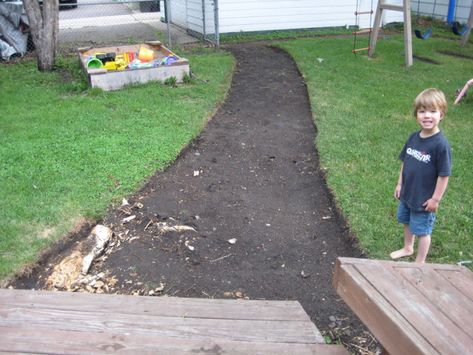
[{"left": 0, "top": 2, "right": 29, "bottom": 59}]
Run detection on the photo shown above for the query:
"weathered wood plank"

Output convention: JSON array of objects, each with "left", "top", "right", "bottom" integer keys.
[
  {"left": 0, "top": 288, "right": 337, "bottom": 354},
  {"left": 0, "top": 326, "right": 348, "bottom": 354},
  {"left": 334, "top": 257, "right": 473, "bottom": 355},
  {"left": 88, "top": 64, "right": 189, "bottom": 91},
  {"left": 0, "top": 304, "right": 319, "bottom": 343},
  {"left": 355, "top": 262, "right": 472, "bottom": 354},
  {"left": 335, "top": 257, "right": 463, "bottom": 271},
  {"left": 396, "top": 266, "right": 473, "bottom": 338},
  {"left": 333, "top": 261, "right": 428, "bottom": 354},
  {"left": 0, "top": 288, "right": 309, "bottom": 321},
  {"left": 436, "top": 268, "right": 473, "bottom": 302}
]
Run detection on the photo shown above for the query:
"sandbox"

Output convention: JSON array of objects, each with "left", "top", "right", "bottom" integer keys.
[{"left": 78, "top": 41, "right": 190, "bottom": 91}]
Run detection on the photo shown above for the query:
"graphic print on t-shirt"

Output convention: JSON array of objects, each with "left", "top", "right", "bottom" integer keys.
[{"left": 406, "top": 147, "right": 431, "bottom": 163}]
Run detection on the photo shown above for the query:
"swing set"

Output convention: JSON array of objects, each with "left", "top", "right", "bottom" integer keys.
[
  {"left": 414, "top": 0, "right": 472, "bottom": 40},
  {"left": 353, "top": 0, "right": 473, "bottom": 66},
  {"left": 414, "top": 0, "right": 435, "bottom": 39}
]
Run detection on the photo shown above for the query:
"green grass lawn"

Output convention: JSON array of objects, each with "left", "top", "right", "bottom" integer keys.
[
  {"left": 278, "top": 34, "right": 473, "bottom": 265},
  {"left": 0, "top": 48, "right": 234, "bottom": 279}
]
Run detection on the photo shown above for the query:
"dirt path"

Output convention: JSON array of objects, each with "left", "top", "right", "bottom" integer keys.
[{"left": 12, "top": 43, "right": 375, "bottom": 352}]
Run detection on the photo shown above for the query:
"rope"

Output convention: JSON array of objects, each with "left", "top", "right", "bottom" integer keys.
[
  {"left": 414, "top": 0, "right": 437, "bottom": 39},
  {"left": 353, "top": 0, "right": 374, "bottom": 55},
  {"left": 369, "top": 0, "right": 373, "bottom": 38},
  {"left": 353, "top": 0, "right": 361, "bottom": 53}
]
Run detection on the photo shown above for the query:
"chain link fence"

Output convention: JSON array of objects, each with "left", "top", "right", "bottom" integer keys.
[
  {"left": 58, "top": 0, "right": 162, "bottom": 48},
  {"left": 1, "top": 0, "right": 203, "bottom": 60},
  {"left": 164, "top": 0, "right": 218, "bottom": 47},
  {"left": 412, "top": 0, "right": 471, "bottom": 22}
]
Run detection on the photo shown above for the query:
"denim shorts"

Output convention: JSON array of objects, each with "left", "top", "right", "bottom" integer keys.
[{"left": 397, "top": 200, "right": 436, "bottom": 236}]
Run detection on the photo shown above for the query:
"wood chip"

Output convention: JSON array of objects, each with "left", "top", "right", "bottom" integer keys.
[{"left": 122, "top": 215, "right": 136, "bottom": 224}]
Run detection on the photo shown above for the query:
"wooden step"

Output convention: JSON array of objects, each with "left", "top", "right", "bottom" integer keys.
[
  {"left": 354, "top": 10, "right": 373, "bottom": 15},
  {"left": 379, "top": 3, "right": 403, "bottom": 11},
  {"left": 352, "top": 47, "right": 371, "bottom": 53},
  {"left": 1, "top": 328, "right": 349, "bottom": 354},
  {"left": 333, "top": 257, "right": 473, "bottom": 355},
  {"left": 353, "top": 28, "right": 372, "bottom": 35},
  {"left": 0, "top": 288, "right": 349, "bottom": 354}
]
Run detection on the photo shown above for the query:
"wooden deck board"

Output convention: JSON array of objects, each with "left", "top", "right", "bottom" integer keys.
[
  {"left": 0, "top": 288, "right": 348, "bottom": 354},
  {"left": 436, "top": 268, "right": 473, "bottom": 301},
  {"left": 334, "top": 262, "right": 424, "bottom": 354},
  {"left": 333, "top": 257, "right": 473, "bottom": 355},
  {"left": 397, "top": 267, "right": 473, "bottom": 335},
  {"left": 1, "top": 326, "right": 349, "bottom": 355},
  {"left": 1, "top": 305, "right": 319, "bottom": 343},
  {"left": 1, "top": 288, "right": 310, "bottom": 321}
]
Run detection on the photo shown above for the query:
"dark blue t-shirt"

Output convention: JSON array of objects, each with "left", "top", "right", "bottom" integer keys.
[{"left": 399, "top": 131, "right": 452, "bottom": 211}]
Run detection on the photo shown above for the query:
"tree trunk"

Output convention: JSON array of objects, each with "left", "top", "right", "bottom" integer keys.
[{"left": 22, "top": 0, "right": 59, "bottom": 71}]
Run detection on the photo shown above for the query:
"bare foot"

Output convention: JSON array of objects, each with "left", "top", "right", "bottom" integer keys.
[{"left": 390, "top": 248, "right": 414, "bottom": 259}]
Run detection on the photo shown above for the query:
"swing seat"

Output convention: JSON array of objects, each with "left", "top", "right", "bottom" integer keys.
[
  {"left": 452, "top": 22, "right": 469, "bottom": 36},
  {"left": 415, "top": 28, "right": 433, "bottom": 40}
]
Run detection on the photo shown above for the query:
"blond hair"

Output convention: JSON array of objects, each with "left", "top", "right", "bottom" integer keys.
[{"left": 413, "top": 88, "right": 447, "bottom": 117}]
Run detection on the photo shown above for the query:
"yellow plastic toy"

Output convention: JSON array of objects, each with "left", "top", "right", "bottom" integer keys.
[
  {"left": 103, "top": 54, "right": 127, "bottom": 71},
  {"left": 138, "top": 46, "right": 154, "bottom": 62}
]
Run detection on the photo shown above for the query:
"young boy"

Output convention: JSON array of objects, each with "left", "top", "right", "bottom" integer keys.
[{"left": 390, "top": 88, "right": 452, "bottom": 263}]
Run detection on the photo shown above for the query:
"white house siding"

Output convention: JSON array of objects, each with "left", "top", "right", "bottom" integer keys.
[
  {"left": 169, "top": 0, "right": 215, "bottom": 34},
  {"left": 169, "top": 0, "right": 188, "bottom": 28},
  {"left": 169, "top": 0, "right": 405, "bottom": 35},
  {"left": 187, "top": 0, "right": 216, "bottom": 35},
  {"left": 186, "top": 0, "right": 204, "bottom": 34},
  {"left": 218, "top": 0, "right": 402, "bottom": 33}
]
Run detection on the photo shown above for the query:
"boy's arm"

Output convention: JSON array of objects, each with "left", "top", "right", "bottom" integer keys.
[
  {"left": 394, "top": 163, "right": 403, "bottom": 200},
  {"left": 423, "top": 176, "right": 450, "bottom": 212}
]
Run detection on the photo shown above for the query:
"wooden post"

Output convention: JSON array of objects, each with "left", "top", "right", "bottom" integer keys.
[
  {"left": 369, "top": 0, "right": 413, "bottom": 67},
  {"left": 460, "top": 3, "right": 473, "bottom": 47},
  {"left": 368, "top": 0, "right": 383, "bottom": 57},
  {"left": 403, "top": 0, "right": 413, "bottom": 66}
]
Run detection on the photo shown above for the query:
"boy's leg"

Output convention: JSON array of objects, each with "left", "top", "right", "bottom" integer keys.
[
  {"left": 415, "top": 235, "right": 431, "bottom": 263},
  {"left": 390, "top": 224, "right": 415, "bottom": 259}
]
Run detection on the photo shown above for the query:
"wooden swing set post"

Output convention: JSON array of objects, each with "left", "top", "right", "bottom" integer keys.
[
  {"left": 369, "top": 0, "right": 413, "bottom": 66},
  {"left": 460, "top": 3, "right": 473, "bottom": 46}
]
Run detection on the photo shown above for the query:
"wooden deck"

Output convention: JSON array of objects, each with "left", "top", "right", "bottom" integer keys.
[
  {"left": 333, "top": 257, "right": 473, "bottom": 355},
  {"left": 0, "top": 288, "right": 347, "bottom": 354}
]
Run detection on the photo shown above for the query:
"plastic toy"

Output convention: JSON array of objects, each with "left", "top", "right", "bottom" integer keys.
[
  {"left": 162, "top": 55, "right": 178, "bottom": 65},
  {"left": 454, "top": 78, "right": 473, "bottom": 104},
  {"left": 138, "top": 46, "right": 155, "bottom": 62},
  {"left": 96, "top": 52, "right": 116, "bottom": 63},
  {"left": 102, "top": 54, "right": 127, "bottom": 71},
  {"left": 86, "top": 57, "right": 103, "bottom": 68}
]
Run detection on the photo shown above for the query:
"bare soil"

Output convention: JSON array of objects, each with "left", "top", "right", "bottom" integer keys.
[{"left": 10, "top": 43, "right": 379, "bottom": 353}]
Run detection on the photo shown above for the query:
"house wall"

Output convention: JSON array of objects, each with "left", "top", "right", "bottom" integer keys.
[
  {"left": 184, "top": 0, "right": 206, "bottom": 34},
  {"left": 168, "top": 0, "right": 215, "bottom": 35},
  {"left": 217, "top": 0, "right": 404, "bottom": 34},
  {"left": 168, "top": 0, "right": 188, "bottom": 28},
  {"left": 168, "top": 0, "right": 409, "bottom": 35}
]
